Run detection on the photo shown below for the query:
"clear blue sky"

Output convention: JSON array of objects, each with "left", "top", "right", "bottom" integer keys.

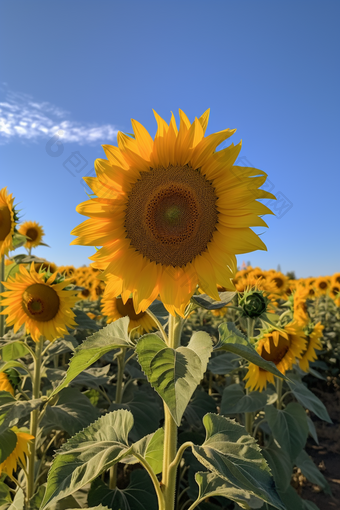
[{"left": 1, "top": 1, "right": 339, "bottom": 278}]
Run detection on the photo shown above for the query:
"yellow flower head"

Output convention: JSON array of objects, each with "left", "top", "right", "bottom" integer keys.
[
  {"left": 299, "top": 322, "right": 324, "bottom": 372},
  {"left": 101, "top": 291, "right": 155, "bottom": 338},
  {"left": 0, "top": 372, "right": 15, "bottom": 396},
  {"left": 18, "top": 221, "right": 44, "bottom": 249},
  {"left": 244, "top": 321, "right": 306, "bottom": 391},
  {"left": 0, "top": 263, "right": 79, "bottom": 342},
  {"left": 315, "top": 276, "right": 330, "bottom": 295},
  {"left": 293, "top": 285, "right": 310, "bottom": 327},
  {"left": 267, "top": 271, "right": 290, "bottom": 296},
  {"left": 0, "top": 427, "right": 34, "bottom": 477},
  {"left": 0, "top": 187, "right": 16, "bottom": 258},
  {"left": 71, "top": 110, "right": 275, "bottom": 316},
  {"left": 331, "top": 273, "right": 340, "bottom": 288}
]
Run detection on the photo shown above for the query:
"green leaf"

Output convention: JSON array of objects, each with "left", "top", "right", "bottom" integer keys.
[
  {"left": 49, "top": 318, "right": 131, "bottom": 398},
  {"left": 0, "top": 481, "right": 12, "bottom": 506},
  {"left": 191, "top": 292, "right": 236, "bottom": 310},
  {"left": 183, "top": 390, "right": 217, "bottom": 430},
  {"left": 136, "top": 331, "right": 213, "bottom": 426},
  {"left": 109, "top": 390, "right": 160, "bottom": 442},
  {"left": 1, "top": 342, "right": 30, "bottom": 362},
  {"left": 301, "top": 500, "right": 320, "bottom": 510},
  {"left": 262, "top": 440, "right": 293, "bottom": 492},
  {"left": 0, "top": 360, "right": 30, "bottom": 376},
  {"left": 265, "top": 402, "right": 309, "bottom": 462},
  {"left": 295, "top": 449, "right": 331, "bottom": 495},
  {"left": 0, "top": 429, "right": 17, "bottom": 464},
  {"left": 88, "top": 471, "right": 157, "bottom": 510},
  {"left": 73, "top": 309, "right": 101, "bottom": 331},
  {"left": 192, "top": 413, "right": 285, "bottom": 509},
  {"left": 287, "top": 374, "right": 332, "bottom": 423},
  {"left": 124, "top": 428, "right": 164, "bottom": 475},
  {"left": 195, "top": 472, "right": 264, "bottom": 509},
  {"left": 221, "top": 384, "right": 267, "bottom": 414},
  {"left": 307, "top": 416, "right": 319, "bottom": 444},
  {"left": 0, "top": 398, "right": 42, "bottom": 434},
  {"left": 41, "top": 388, "right": 100, "bottom": 436},
  {"left": 41, "top": 410, "right": 134, "bottom": 509},
  {"left": 208, "top": 352, "right": 240, "bottom": 375},
  {"left": 216, "top": 323, "right": 286, "bottom": 380},
  {"left": 6, "top": 488, "right": 24, "bottom": 510},
  {"left": 0, "top": 391, "right": 16, "bottom": 406},
  {"left": 148, "top": 300, "right": 168, "bottom": 326}
]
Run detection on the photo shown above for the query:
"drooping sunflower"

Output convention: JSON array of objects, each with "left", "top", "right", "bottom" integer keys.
[
  {"left": 18, "top": 221, "right": 45, "bottom": 249},
  {"left": 0, "top": 187, "right": 16, "bottom": 258},
  {"left": 0, "top": 263, "right": 79, "bottom": 342},
  {"left": 0, "top": 372, "right": 15, "bottom": 396},
  {"left": 101, "top": 291, "right": 155, "bottom": 337},
  {"left": 299, "top": 322, "right": 324, "bottom": 372},
  {"left": 0, "top": 427, "right": 34, "bottom": 477},
  {"left": 244, "top": 321, "right": 306, "bottom": 391},
  {"left": 71, "top": 110, "right": 275, "bottom": 316}
]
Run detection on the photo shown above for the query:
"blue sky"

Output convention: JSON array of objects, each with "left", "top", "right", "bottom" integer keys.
[{"left": 1, "top": 0, "right": 339, "bottom": 278}]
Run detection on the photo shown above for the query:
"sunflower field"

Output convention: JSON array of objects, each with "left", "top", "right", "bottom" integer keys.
[{"left": 0, "top": 111, "right": 339, "bottom": 510}]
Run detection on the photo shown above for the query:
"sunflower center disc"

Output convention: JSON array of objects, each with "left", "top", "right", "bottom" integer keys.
[
  {"left": 116, "top": 297, "right": 145, "bottom": 321},
  {"left": 124, "top": 165, "right": 218, "bottom": 266},
  {"left": 0, "top": 206, "right": 11, "bottom": 241},
  {"left": 26, "top": 227, "right": 38, "bottom": 241},
  {"left": 261, "top": 334, "right": 291, "bottom": 364},
  {"left": 22, "top": 283, "right": 60, "bottom": 322}
]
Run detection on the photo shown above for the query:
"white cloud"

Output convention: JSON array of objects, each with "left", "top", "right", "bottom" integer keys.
[{"left": 0, "top": 89, "right": 118, "bottom": 145}]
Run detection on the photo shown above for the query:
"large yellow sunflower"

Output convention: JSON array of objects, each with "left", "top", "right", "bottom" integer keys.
[
  {"left": 0, "top": 187, "right": 16, "bottom": 258},
  {"left": 0, "top": 372, "right": 15, "bottom": 396},
  {"left": 244, "top": 321, "right": 306, "bottom": 391},
  {"left": 71, "top": 110, "right": 275, "bottom": 316},
  {"left": 101, "top": 292, "right": 155, "bottom": 337},
  {"left": 315, "top": 276, "right": 330, "bottom": 295},
  {"left": 0, "top": 263, "right": 78, "bottom": 342},
  {"left": 18, "top": 221, "right": 45, "bottom": 249},
  {"left": 299, "top": 322, "right": 324, "bottom": 372},
  {"left": 0, "top": 427, "right": 34, "bottom": 477}
]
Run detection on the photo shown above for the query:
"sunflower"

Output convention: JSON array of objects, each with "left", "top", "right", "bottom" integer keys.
[
  {"left": 244, "top": 321, "right": 306, "bottom": 391},
  {"left": 101, "top": 292, "right": 155, "bottom": 337},
  {"left": 299, "top": 322, "right": 324, "bottom": 372},
  {"left": 71, "top": 110, "right": 275, "bottom": 316},
  {"left": 331, "top": 273, "right": 340, "bottom": 287},
  {"left": 315, "top": 276, "right": 330, "bottom": 295},
  {"left": 0, "top": 372, "right": 15, "bottom": 396},
  {"left": 0, "top": 427, "right": 34, "bottom": 477},
  {"left": 0, "top": 263, "right": 78, "bottom": 342},
  {"left": 293, "top": 285, "right": 310, "bottom": 327},
  {"left": 0, "top": 187, "right": 16, "bottom": 259},
  {"left": 18, "top": 221, "right": 44, "bottom": 249},
  {"left": 267, "top": 271, "right": 290, "bottom": 296},
  {"left": 330, "top": 284, "right": 340, "bottom": 301},
  {"left": 34, "top": 260, "right": 57, "bottom": 274}
]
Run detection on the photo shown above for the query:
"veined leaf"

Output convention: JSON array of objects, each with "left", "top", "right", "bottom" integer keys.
[
  {"left": 73, "top": 309, "right": 101, "bottom": 331},
  {"left": 262, "top": 440, "right": 293, "bottom": 492},
  {"left": 295, "top": 449, "right": 331, "bottom": 495},
  {"left": 124, "top": 428, "right": 164, "bottom": 475},
  {"left": 287, "top": 374, "right": 332, "bottom": 423},
  {"left": 136, "top": 331, "right": 213, "bottom": 426},
  {"left": 192, "top": 413, "right": 285, "bottom": 509},
  {"left": 0, "top": 428, "right": 18, "bottom": 464},
  {"left": 191, "top": 292, "right": 236, "bottom": 310},
  {"left": 0, "top": 398, "right": 42, "bottom": 434},
  {"left": 49, "top": 318, "right": 131, "bottom": 398},
  {"left": 41, "top": 410, "right": 134, "bottom": 509},
  {"left": 221, "top": 384, "right": 267, "bottom": 414},
  {"left": 265, "top": 402, "right": 309, "bottom": 462}
]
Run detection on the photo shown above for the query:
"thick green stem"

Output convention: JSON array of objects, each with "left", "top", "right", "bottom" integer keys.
[
  {"left": 26, "top": 337, "right": 43, "bottom": 504},
  {"left": 0, "top": 256, "right": 5, "bottom": 338},
  {"left": 276, "top": 377, "right": 283, "bottom": 410},
  {"left": 109, "top": 347, "right": 127, "bottom": 490},
  {"left": 245, "top": 318, "right": 255, "bottom": 434},
  {"left": 162, "top": 313, "right": 182, "bottom": 510}
]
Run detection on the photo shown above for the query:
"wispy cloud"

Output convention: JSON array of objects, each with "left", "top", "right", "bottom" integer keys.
[{"left": 0, "top": 89, "right": 118, "bottom": 145}]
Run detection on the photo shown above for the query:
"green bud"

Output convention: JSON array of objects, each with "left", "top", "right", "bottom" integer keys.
[{"left": 239, "top": 290, "right": 268, "bottom": 318}]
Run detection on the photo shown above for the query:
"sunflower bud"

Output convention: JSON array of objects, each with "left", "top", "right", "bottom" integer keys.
[{"left": 239, "top": 289, "right": 268, "bottom": 318}]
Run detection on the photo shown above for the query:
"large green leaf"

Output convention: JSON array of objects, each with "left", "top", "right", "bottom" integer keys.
[
  {"left": 295, "top": 449, "right": 331, "bottom": 495},
  {"left": 215, "top": 323, "right": 286, "bottom": 380},
  {"left": 49, "top": 318, "right": 131, "bottom": 398},
  {"left": 262, "top": 440, "right": 293, "bottom": 492},
  {"left": 265, "top": 402, "right": 309, "bottom": 462},
  {"left": 109, "top": 390, "right": 160, "bottom": 442},
  {"left": 0, "top": 429, "right": 17, "bottom": 464},
  {"left": 136, "top": 331, "right": 213, "bottom": 426},
  {"left": 191, "top": 292, "right": 236, "bottom": 310},
  {"left": 1, "top": 342, "right": 30, "bottom": 362},
  {"left": 194, "top": 472, "right": 264, "bottom": 509},
  {"left": 191, "top": 414, "right": 285, "bottom": 509},
  {"left": 0, "top": 481, "right": 12, "bottom": 506},
  {"left": 73, "top": 309, "right": 100, "bottom": 331},
  {"left": 41, "top": 410, "right": 134, "bottom": 509},
  {"left": 88, "top": 471, "right": 157, "bottom": 510},
  {"left": 208, "top": 352, "right": 240, "bottom": 375},
  {"left": 124, "top": 428, "right": 164, "bottom": 475},
  {"left": 6, "top": 488, "right": 24, "bottom": 510},
  {"left": 287, "top": 375, "right": 332, "bottom": 423},
  {"left": 41, "top": 388, "right": 100, "bottom": 436},
  {"left": 0, "top": 398, "right": 42, "bottom": 434},
  {"left": 183, "top": 390, "right": 217, "bottom": 431},
  {"left": 221, "top": 384, "right": 267, "bottom": 414}
]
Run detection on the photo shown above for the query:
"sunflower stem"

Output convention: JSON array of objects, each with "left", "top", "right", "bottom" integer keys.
[
  {"left": 276, "top": 377, "right": 283, "bottom": 410},
  {"left": 26, "top": 337, "right": 43, "bottom": 506},
  {"left": 109, "top": 347, "right": 126, "bottom": 490},
  {"left": 0, "top": 256, "right": 5, "bottom": 338},
  {"left": 245, "top": 318, "right": 255, "bottom": 434},
  {"left": 162, "top": 313, "right": 183, "bottom": 510}
]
